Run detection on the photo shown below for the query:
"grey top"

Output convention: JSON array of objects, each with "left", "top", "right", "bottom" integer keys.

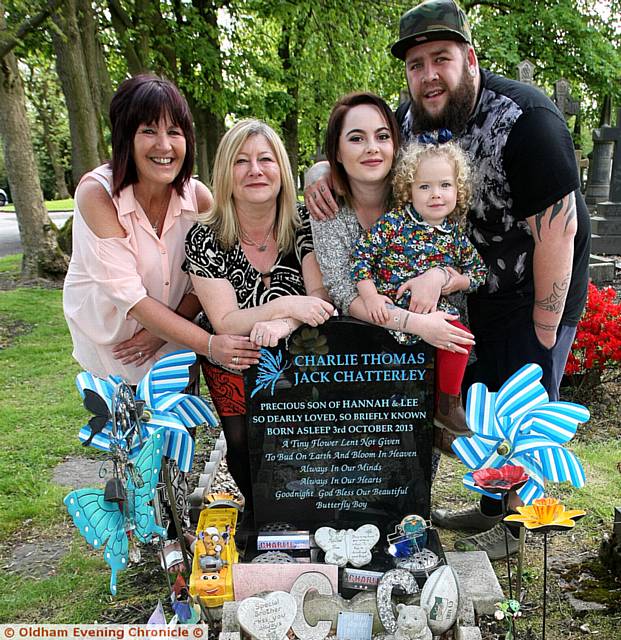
[{"left": 309, "top": 203, "right": 362, "bottom": 315}]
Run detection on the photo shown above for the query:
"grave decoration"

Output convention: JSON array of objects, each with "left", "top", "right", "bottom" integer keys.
[
  {"left": 387, "top": 515, "right": 440, "bottom": 576},
  {"left": 419, "top": 566, "right": 459, "bottom": 636},
  {"left": 471, "top": 464, "right": 527, "bottom": 625},
  {"left": 390, "top": 604, "right": 431, "bottom": 640},
  {"left": 453, "top": 362, "right": 589, "bottom": 504},
  {"left": 315, "top": 525, "right": 380, "bottom": 568},
  {"left": 65, "top": 427, "right": 167, "bottom": 595},
  {"left": 451, "top": 363, "right": 590, "bottom": 640},
  {"left": 244, "top": 318, "right": 434, "bottom": 532},
  {"left": 77, "top": 350, "right": 218, "bottom": 472},
  {"left": 189, "top": 503, "right": 240, "bottom": 608},
  {"left": 66, "top": 351, "right": 218, "bottom": 596},
  {"left": 504, "top": 497, "right": 586, "bottom": 640}
]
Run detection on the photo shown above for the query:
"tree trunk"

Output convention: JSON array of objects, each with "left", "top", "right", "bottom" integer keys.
[
  {"left": 78, "top": 0, "right": 112, "bottom": 152},
  {"left": 189, "top": 101, "right": 224, "bottom": 185},
  {"left": 108, "top": 0, "right": 151, "bottom": 76},
  {"left": 0, "top": 47, "right": 68, "bottom": 277},
  {"left": 51, "top": 0, "right": 103, "bottom": 184},
  {"left": 278, "top": 23, "right": 299, "bottom": 185},
  {"left": 41, "top": 117, "right": 71, "bottom": 200}
]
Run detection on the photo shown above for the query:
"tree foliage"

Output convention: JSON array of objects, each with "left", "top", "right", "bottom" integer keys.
[{"left": 0, "top": 0, "right": 619, "bottom": 276}]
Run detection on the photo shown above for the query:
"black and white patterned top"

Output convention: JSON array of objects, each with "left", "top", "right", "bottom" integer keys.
[{"left": 183, "top": 206, "right": 314, "bottom": 327}]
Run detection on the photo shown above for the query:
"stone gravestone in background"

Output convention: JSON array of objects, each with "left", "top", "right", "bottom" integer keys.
[
  {"left": 244, "top": 318, "right": 434, "bottom": 531},
  {"left": 585, "top": 96, "right": 613, "bottom": 207},
  {"left": 515, "top": 59, "right": 536, "bottom": 86},
  {"left": 591, "top": 107, "right": 621, "bottom": 256}
]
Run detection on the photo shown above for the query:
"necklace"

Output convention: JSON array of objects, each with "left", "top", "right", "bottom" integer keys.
[
  {"left": 148, "top": 191, "right": 170, "bottom": 236},
  {"left": 240, "top": 222, "right": 274, "bottom": 252}
]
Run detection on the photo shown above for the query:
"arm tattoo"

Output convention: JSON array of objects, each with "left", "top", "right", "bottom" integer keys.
[
  {"left": 534, "top": 273, "right": 570, "bottom": 313},
  {"left": 533, "top": 194, "right": 576, "bottom": 242},
  {"left": 534, "top": 320, "right": 558, "bottom": 332}
]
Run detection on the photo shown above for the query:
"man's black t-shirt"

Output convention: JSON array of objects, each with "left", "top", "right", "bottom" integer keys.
[{"left": 397, "top": 69, "right": 590, "bottom": 339}]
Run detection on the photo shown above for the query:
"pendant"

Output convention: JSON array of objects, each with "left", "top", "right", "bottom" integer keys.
[{"left": 258, "top": 245, "right": 267, "bottom": 252}]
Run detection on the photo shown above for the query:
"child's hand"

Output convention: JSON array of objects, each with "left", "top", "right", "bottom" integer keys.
[
  {"left": 441, "top": 266, "right": 470, "bottom": 295},
  {"left": 363, "top": 294, "right": 393, "bottom": 325}
]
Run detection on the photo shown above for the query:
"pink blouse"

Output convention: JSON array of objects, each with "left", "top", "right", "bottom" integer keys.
[{"left": 63, "top": 165, "right": 199, "bottom": 384}]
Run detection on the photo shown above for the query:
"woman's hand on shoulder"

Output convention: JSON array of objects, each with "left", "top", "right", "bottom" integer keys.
[
  {"left": 195, "top": 181, "right": 214, "bottom": 214},
  {"left": 396, "top": 269, "right": 445, "bottom": 314},
  {"left": 287, "top": 296, "right": 335, "bottom": 326},
  {"left": 414, "top": 312, "right": 474, "bottom": 355},
  {"left": 77, "top": 179, "right": 126, "bottom": 239},
  {"left": 210, "top": 334, "right": 261, "bottom": 370},
  {"left": 303, "top": 162, "right": 338, "bottom": 221},
  {"left": 112, "top": 328, "right": 166, "bottom": 366}
]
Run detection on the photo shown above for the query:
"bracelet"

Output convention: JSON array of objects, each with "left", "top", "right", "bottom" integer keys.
[
  {"left": 207, "top": 334, "right": 215, "bottom": 362},
  {"left": 281, "top": 318, "right": 293, "bottom": 337},
  {"left": 437, "top": 266, "right": 450, "bottom": 287}
]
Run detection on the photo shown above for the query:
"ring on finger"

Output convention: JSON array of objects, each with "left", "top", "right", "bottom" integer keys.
[
  {"left": 256, "top": 333, "right": 263, "bottom": 341},
  {"left": 447, "top": 342, "right": 453, "bottom": 350},
  {"left": 138, "top": 351, "right": 143, "bottom": 358},
  {"left": 232, "top": 355, "right": 239, "bottom": 365}
]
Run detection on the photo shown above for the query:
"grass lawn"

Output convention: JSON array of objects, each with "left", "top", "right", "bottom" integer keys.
[
  {"left": 0, "top": 198, "right": 74, "bottom": 213},
  {"left": 0, "top": 252, "right": 619, "bottom": 634}
]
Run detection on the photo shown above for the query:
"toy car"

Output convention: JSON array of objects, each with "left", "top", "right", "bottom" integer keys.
[{"left": 189, "top": 502, "right": 240, "bottom": 608}]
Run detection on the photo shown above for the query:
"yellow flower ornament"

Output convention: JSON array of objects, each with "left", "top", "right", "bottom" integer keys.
[{"left": 504, "top": 497, "right": 585, "bottom": 531}]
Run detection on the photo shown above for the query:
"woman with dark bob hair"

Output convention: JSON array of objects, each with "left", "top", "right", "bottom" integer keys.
[
  {"left": 63, "top": 75, "right": 260, "bottom": 570},
  {"left": 63, "top": 74, "right": 259, "bottom": 385}
]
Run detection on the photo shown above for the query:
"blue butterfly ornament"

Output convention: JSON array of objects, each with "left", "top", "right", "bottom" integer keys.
[{"left": 64, "top": 428, "right": 167, "bottom": 595}]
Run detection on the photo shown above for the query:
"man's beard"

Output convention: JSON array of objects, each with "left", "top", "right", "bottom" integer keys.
[{"left": 408, "top": 64, "right": 476, "bottom": 136}]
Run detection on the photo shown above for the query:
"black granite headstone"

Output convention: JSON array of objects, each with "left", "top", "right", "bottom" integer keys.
[{"left": 244, "top": 317, "right": 434, "bottom": 531}]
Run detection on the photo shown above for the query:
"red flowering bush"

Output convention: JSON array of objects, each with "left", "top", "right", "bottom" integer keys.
[{"left": 564, "top": 283, "right": 621, "bottom": 382}]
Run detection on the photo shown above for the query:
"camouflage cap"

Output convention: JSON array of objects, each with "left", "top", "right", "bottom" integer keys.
[{"left": 391, "top": 0, "right": 472, "bottom": 60}]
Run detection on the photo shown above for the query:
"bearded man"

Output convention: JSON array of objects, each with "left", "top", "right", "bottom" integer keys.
[{"left": 305, "top": 0, "right": 590, "bottom": 559}]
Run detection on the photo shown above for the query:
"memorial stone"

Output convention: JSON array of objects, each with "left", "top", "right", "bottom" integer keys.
[
  {"left": 515, "top": 60, "right": 536, "bottom": 86},
  {"left": 553, "top": 79, "right": 579, "bottom": 119},
  {"left": 237, "top": 591, "right": 297, "bottom": 640},
  {"left": 245, "top": 318, "right": 434, "bottom": 530},
  {"left": 586, "top": 105, "right": 619, "bottom": 207},
  {"left": 591, "top": 107, "right": 621, "bottom": 254}
]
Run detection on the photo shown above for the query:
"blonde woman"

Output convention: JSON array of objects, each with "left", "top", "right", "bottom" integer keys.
[{"left": 184, "top": 119, "right": 333, "bottom": 515}]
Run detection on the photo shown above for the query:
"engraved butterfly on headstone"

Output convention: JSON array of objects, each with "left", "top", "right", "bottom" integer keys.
[{"left": 315, "top": 524, "right": 380, "bottom": 568}]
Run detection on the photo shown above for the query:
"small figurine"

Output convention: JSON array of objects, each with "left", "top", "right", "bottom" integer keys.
[{"left": 393, "top": 604, "right": 432, "bottom": 640}]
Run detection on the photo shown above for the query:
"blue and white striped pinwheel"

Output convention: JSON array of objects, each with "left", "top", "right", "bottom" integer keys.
[
  {"left": 453, "top": 363, "right": 589, "bottom": 504},
  {"left": 76, "top": 350, "right": 217, "bottom": 472}
]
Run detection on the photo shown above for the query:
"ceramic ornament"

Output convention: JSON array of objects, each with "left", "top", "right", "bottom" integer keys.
[
  {"left": 419, "top": 566, "right": 459, "bottom": 635},
  {"left": 315, "top": 525, "right": 380, "bottom": 568},
  {"left": 393, "top": 604, "right": 432, "bottom": 640},
  {"left": 237, "top": 591, "right": 297, "bottom": 640}
]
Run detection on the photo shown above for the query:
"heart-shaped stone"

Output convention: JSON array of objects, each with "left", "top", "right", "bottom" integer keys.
[{"left": 237, "top": 591, "right": 297, "bottom": 640}]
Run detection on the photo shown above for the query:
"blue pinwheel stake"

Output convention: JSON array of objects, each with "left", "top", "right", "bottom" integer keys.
[
  {"left": 453, "top": 363, "right": 589, "bottom": 504},
  {"left": 65, "top": 428, "right": 167, "bottom": 595},
  {"left": 76, "top": 351, "right": 217, "bottom": 472}
]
